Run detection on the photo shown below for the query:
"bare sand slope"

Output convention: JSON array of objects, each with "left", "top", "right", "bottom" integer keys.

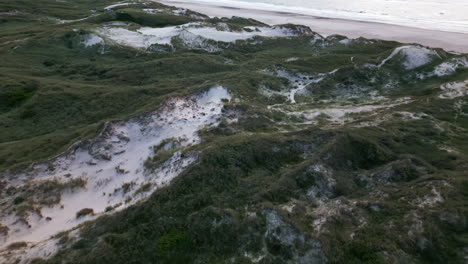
[{"left": 157, "top": 0, "right": 468, "bottom": 53}]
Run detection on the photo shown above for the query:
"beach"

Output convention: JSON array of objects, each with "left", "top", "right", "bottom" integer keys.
[{"left": 156, "top": 0, "right": 468, "bottom": 53}]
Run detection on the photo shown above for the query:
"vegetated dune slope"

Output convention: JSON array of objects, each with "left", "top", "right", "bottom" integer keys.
[{"left": 0, "top": 1, "right": 467, "bottom": 264}]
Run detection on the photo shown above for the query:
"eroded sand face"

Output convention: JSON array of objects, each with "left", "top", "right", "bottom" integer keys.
[
  {"left": 0, "top": 86, "right": 232, "bottom": 248},
  {"left": 96, "top": 22, "right": 313, "bottom": 51}
]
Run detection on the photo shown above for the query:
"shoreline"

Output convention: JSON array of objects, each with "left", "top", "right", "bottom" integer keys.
[{"left": 156, "top": 0, "right": 468, "bottom": 54}]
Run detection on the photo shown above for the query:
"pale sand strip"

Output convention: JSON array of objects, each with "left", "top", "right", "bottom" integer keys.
[{"left": 156, "top": 0, "right": 468, "bottom": 54}]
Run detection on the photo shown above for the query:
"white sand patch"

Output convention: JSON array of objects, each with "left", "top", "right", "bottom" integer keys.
[
  {"left": 281, "top": 96, "right": 411, "bottom": 126},
  {"left": 98, "top": 26, "right": 176, "bottom": 48},
  {"left": 439, "top": 80, "right": 468, "bottom": 99},
  {"left": 417, "top": 187, "right": 444, "bottom": 208},
  {"left": 294, "top": 106, "right": 382, "bottom": 124},
  {"left": 394, "top": 111, "right": 428, "bottom": 120},
  {"left": 142, "top": 8, "right": 164, "bottom": 14},
  {"left": 0, "top": 86, "right": 232, "bottom": 250},
  {"left": 285, "top": 57, "right": 299, "bottom": 62},
  {"left": 312, "top": 198, "right": 366, "bottom": 235},
  {"left": 97, "top": 22, "right": 311, "bottom": 51},
  {"left": 0, "top": 10, "right": 22, "bottom": 16},
  {"left": 318, "top": 35, "right": 374, "bottom": 48},
  {"left": 306, "top": 164, "right": 336, "bottom": 203},
  {"left": 433, "top": 57, "right": 468, "bottom": 77},
  {"left": 103, "top": 21, "right": 129, "bottom": 27},
  {"left": 181, "top": 26, "right": 253, "bottom": 42},
  {"left": 0, "top": 230, "right": 80, "bottom": 264},
  {"left": 290, "top": 104, "right": 388, "bottom": 125},
  {"left": 274, "top": 70, "right": 321, "bottom": 104},
  {"left": 312, "top": 199, "right": 356, "bottom": 233},
  {"left": 172, "top": 8, "right": 206, "bottom": 19},
  {"left": 82, "top": 34, "right": 104, "bottom": 47},
  {"left": 377, "top": 45, "right": 439, "bottom": 69},
  {"left": 264, "top": 68, "right": 338, "bottom": 104},
  {"left": 184, "top": 24, "right": 306, "bottom": 42},
  {"left": 142, "top": 7, "right": 206, "bottom": 19},
  {"left": 280, "top": 201, "right": 297, "bottom": 213},
  {"left": 406, "top": 212, "right": 424, "bottom": 237},
  {"left": 356, "top": 109, "right": 430, "bottom": 128},
  {"left": 0, "top": 239, "right": 58, "bottom": 264},
  {"left": 243, "top": 251, "right": 266, "bottom": 263},
  {"left": 400, "top": 46, "right": 440, "bottom": 69},
  {"left": 245, "top": 25, "right": 311, "bottom": 37},
  {"left": 310, "top": 34, "right": 324, "bottom": 45},
  {"left": 339, "top": 38, "right": 353, "bottom": 46},
  {"left": 259, "top": 85, "right": 289, "bottom": 99},
  {"left": 104, "top": 2, "right": 134, "bottom": 11},
  {"left": 416, "top": 57, "right": 468, "bottom": 79},
  {"left": 439, "top": 145, "right": 459, "bottom": 154},
  {"left": 55, "top": 15, "right": 97, "bottom": 24},
  {"left": 369, "top": 90, "right": 387, "bottom": 101}
]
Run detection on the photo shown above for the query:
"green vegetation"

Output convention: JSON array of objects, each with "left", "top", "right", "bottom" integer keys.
[
  {"left": 156, "top": 230, "right": 190, "bottom": 259},
  {"left": 1, "top": 0, "right": 468, "bottom": 263},
  {"left": 76, "top": 208, "right": 94, "bottom": 218},
  {"left": 0, "top": 177, "right": 88, "bottom": 220},
  {"left": 7, "top": 241, "right": 28, "bottom": 250},
  {"left": 144, "top": 138, "right": 185, "bottom": 171},
  {"left": 40, "top": 123, "right": 468, "bottom": 263}
]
